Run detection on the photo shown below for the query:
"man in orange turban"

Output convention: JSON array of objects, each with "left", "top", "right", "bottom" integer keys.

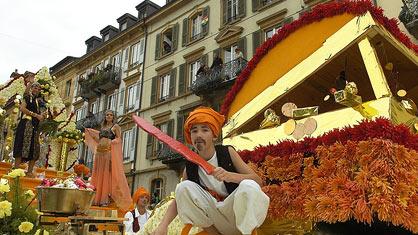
[
  {"left": 124, "top": 187, "right": 151, "bottom": 234},
  {"left": 152, "top": 106, "right": 269, "bottom": 235}
]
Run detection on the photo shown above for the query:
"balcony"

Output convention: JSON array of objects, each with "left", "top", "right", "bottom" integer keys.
[
  {"left": 191, "top": 58, "right": 247, "bottom": 96},
  {"left": 95, "top": 65, "right": 122, "bottom": 93},
  {"left": 156, "top": 145, "right": 186, "bottom": 173},
  {"left": 399, "top": 0, "right": 418, "bottom": 38},
  {"left": 76, "top": 110, "right": 106, "bottom": 131},
  {"left": 78, "top": 66, "right": 121, "bottom": 100}
]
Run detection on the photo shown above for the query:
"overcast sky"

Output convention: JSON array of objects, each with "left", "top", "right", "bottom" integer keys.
[{"left": 0, "top": 0, "right": 166, "bottom": 84}]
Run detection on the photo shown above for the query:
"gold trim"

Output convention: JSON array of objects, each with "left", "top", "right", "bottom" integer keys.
[
  {"left": 358, "top": 37, "right": 391, "bottom": 99},
  {"left": 222, "top": 12, "right": 377, "bottom": 138}
]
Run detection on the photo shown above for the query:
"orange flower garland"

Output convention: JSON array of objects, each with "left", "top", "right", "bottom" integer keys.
[{"left": 257, "top": 139, "right": 418, "bottom": 233}]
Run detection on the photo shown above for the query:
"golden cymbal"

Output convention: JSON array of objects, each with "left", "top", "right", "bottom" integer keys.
[
  {"left": 283, "top": 119, "right": 296, "bottom": 136},
  {"left": 304, "top": 118, "right": 317, "bottom": 136},
  {"left": 292, "top": 123, "right": 305, "bottom": 140},
  {"left": 281, "top": 103, "right": 297, "bottom": 118},
  {"left": 397, "top": 89, "right": 407, "bottom": 97}
]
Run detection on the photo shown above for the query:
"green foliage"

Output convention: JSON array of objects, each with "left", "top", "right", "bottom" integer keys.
[{"left": 0, "top": 177, "right": 39, "bottom": 235}]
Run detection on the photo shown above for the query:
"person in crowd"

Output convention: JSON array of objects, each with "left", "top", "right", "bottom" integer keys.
[{"left": 124, "top": 187, "right": 152, "bottom": 234}]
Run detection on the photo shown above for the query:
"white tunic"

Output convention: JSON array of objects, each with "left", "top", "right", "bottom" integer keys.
[
  {"left": 198, "top": 151, "right": 229, "bottom": 197},
  {"left": 123, "top": 208, "right": 151, "bottom": 234}
]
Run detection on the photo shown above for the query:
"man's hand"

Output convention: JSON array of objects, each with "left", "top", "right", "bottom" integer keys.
[
  {"left": 212, "top": 167, "right": 238, "bottom": 183},
  {"left": 151, "top": 225, "right": 168, "bottom": 235}
]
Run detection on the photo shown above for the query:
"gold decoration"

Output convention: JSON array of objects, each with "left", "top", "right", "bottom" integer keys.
[
  {"left": 397, "top": 90, "right": 407, "bottom": 97},
  {"left": 345, "top": 82, "right": 358, "bottom": 95},
  {"left": 283, "top": 119, "right": 296, "bottom": 136},
  {"left": 56, "top": 142, "right": 69, "bottom": 171},
  {"left": 401, "top": 99, "right": 418, "bottom": 116},
  {"left": 384, "top": 62, "right": 393, "bottom": 71},
  {"left": 292, "top": 106, "right": 319, "bottom": 119},
  {"left": 260, "top": 109, "right": 280, "bottom": 129},
  {"left": 414, "top": 123, "right": 418, "bottom": 132},
  {"left": 304, "top": 118, "right": 317, "bottom": 135},
  {"left": 12, "top": 108, "right": 19, "bottom": 114},
  {"left": 334, "top": 90, "right": 362, "bottom": 107},
  {"left": 281, "top": 103, "right": 297, "bottom": 118},
  {"left": 292, "top": 123, "right": 305, "bottom": 140},
  {"left": 0, "top": 97, "right": 6, "bottom": 106}
]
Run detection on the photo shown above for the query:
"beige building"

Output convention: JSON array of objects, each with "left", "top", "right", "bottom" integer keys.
[{"left": 49, "top": 0, "right": 416, "bottom": 202}]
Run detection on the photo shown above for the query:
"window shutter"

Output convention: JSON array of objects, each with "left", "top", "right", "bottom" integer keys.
[
  {"left": 222, "top": 0, "right": 228, "bottom": 25},
  {"left": 150, "top": 76, "right": 157, "bottom": 105},
  {"left": 252, "top": 0, "right": 261, "bottom": 12},
  {"left": 182, "top": 18, "right": 189, "bottom": 46},
  {"left": 172, "top": 23, "right": 179, "bottom": 51},
  {"left": 237, "top": 36, "right": 247, "bottom": 59},
  {"left": 252, "top": 29, "right": 262, "bottom": 55},
  {"left": 135, "top": 83, "right": 141, "bottom": 110},
  {"left": 178, "top": 63, "right": 186, "bottom": 96},
  {"left": 117, "top": 89, "right": 125, "bottom": 115},
  {"left": 202, "top": 6, "right": 210, "bottom": 36},
  {"left": 238, "top": 0, "right": 246, "bottom": 18},
  {"left": 176, "top": 115, "right": 184, "bottom": 142},
  {"left": 155, "top": 33, "right": 161, "bottom": 60},
  {"left": 139, "top": 39, "right": 145, "bottom": 64},
  {"left": 167, "top": 119, "right": 174, "bottom": 138},
  {"left": 130, "top": 128, "right": 136, "bottom": 161},
  {"left": 146, "top": 134, "right": 153, "bottom": 159},
  {"left": 169, "top": 68, "right": 177, "bottom": 98}
]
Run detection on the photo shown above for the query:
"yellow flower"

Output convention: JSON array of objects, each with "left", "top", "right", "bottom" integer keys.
[
  {"left": 0, "top": 182, "right": 10, "bottom": 193},
  {"left": 35, "top": 229, "right": 49, "bottom": 235},
  {"left": 18, "top": 221, "right": 34, "bottom": 233},
  {"left": 7, "top": 168, "right": 26, "bottom": 178},
  {"left": 0, "top": 200, "right": 12, "bottom": 218},
  {"left": 25, "top": 189, "right": 35, "bottom": 199}
]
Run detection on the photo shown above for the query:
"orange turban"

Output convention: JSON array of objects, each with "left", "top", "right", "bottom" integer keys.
[
  {"left": 132, "top": 187, "right": 150, "bottom": 204},
  {"left": 184, "top": 106, "right": 225, "bottom": 144}
]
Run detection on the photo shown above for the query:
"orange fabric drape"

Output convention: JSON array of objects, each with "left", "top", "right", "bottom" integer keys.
[{"left": 84, "top": 128, "right": 132, "bottom": 211}]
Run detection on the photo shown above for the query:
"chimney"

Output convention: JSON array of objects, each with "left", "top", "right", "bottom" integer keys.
[
  {"left": 117, "top": 13, "right": 138, "bottom": 31},
  {"left": 100, "top": 25, "right": 119, "bottom": 42},
  {"left": 136, "top": 0, "right": 161, "bottom": 20},
  {"left": 85, "top": 36, "right": 102, "bottom": 53}
]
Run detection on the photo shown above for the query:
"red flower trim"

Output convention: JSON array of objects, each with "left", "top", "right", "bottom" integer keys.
[
  {"left": 238, "top": 118, "right": 418, "bottom": 163},
  {"left": 221, "top": 0, "right": 418, "bottom": 116}
]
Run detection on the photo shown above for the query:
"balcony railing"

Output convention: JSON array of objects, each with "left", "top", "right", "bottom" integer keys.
[
  {"left": 78, "top": 66, "right": 121, "bottom": 100},
  {"left": 156, "top": 145, "right": 185, "bottom": 164},
  {"left": 76, "top": 110, "right": 106, "bottom": 131},
  {"left": 399, "top": 0, "right": 418, "bottom": 38},
  {"left": 191, "top": 58, "right": 247, "bottom": 95}
]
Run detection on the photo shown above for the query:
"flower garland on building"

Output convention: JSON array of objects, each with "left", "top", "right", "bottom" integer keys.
[
  {"left": 221, "top": 0, "right": 418, "bottom": 116},
  {"left": 242, "top": 119, "right": 418, "bottom": 233}
]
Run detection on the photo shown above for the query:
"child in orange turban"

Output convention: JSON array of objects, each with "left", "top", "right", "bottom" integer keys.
[
  {"left": 152, "top": 106, "right": 269, "bottom": 235},
  {"left": 124, "top": 187, "right": 151, "bottom": 234}
]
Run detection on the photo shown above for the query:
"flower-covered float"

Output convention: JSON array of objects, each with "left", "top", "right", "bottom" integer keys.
[{"left": 145, "top": 1, "right": 418, "bottom": 234}]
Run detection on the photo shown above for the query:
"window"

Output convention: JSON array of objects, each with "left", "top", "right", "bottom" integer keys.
[
  {"left": 90, "top": 101, "right": 98, "bottom": 114},
  {"left": 224, "top": 44, "right": 238, "bottom": 63},
  {"left": 107, "top": 92, "right": 117, "bottom": 111},
  {"left": 265, "top": 25, "right": 282, "bottom": 41},
  {"left": 155, "top": 24, "right": 179, "bottom": 60},
  {"left": 85, "top": 147, "right": 94, "bottom": 169},
  {"left": 121, "top": 22, "right": 127, "bottom": 31},
  {"left": 122, "top": 128, "right": 136, "bottom": 161},
  {"left": 111, "top": 53, "right": 121, "bottom": 69},
  {"left": 95, "top": 63, "right": 102, "bottom": 73},
  {"left": 159, "top": 74, "right": 170, "bottom": 102},
  {"left": 122, "top": 47, "right": 129, "bottom": 71},
  {"left": 189, "top": 60, "right": 201, "bottom": 89},
  {"left": 65, "top": 80, "right": 71, "bottom": 98},
  {"left": 146, "top": 119, "right": 173, "bottom": 159},
  {"left": 127, "top": 85, "right": 136, "bottom": 111},
  {"left": 191, "top": 13, "right": 203, "bottom": 40},
  {"left": 151, "top": 178, "right": 163, "bottom": 206},
  {"left": 75, "top": 105, "right": 87, "bottom": 121},
  {"left": 130, "top": 40, "right": 144, "bottom": 67},
  {"left": 222, "top": 0, "right": 245, "bottom": 24},
  {"left": 104, "top": 34, "right": 110, "bottom": 42}
]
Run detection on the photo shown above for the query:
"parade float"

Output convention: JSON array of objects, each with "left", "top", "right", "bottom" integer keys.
[{"left": 143, "top": 1, "right": 418, "bottom": 234}]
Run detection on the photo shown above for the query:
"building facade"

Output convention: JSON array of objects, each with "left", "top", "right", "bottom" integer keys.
[{"left": 50, "top": 0, "right": 417, "bottom": 202}]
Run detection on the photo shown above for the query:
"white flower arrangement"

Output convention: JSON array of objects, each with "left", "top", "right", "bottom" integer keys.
[{"left": 0, "top": 77, "right": 26, "bottom": 102}]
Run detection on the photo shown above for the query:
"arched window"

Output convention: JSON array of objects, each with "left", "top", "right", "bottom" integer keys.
[{"left": 150, "top": 178, "right": 164, "bottom": 206}]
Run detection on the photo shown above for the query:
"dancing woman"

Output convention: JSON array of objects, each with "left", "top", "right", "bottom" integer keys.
[{"left": 84, "top": 110, "right": 132, "bottom": 210}]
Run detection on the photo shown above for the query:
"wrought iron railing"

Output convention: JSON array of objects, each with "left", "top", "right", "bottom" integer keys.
[
  {"left": 76, "top": 110, "right": 106, "bottom": 131},
  {"left": 399, "top": 0, "right": 418, "bottom": 38},
  {"left": 78, "top": 66, "right": 121, "bottom": 99},
  {"left": 191, "top": 58, "right": 247, "bottom": 95},
  {"left": 156, "top": 145, "right": 185, "bottom": 163}
]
